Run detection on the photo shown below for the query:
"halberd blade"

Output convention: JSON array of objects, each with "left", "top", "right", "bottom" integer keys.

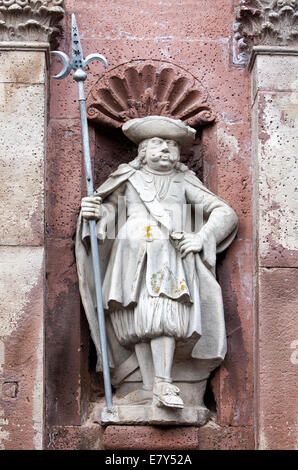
[
  {"left": 83, "top": 53, "right": 108, "bottom": 69},
  {"left": 51, "top": 51, "right": 72, "bottom": 79},
  {"left": 71, "top": 13, "right": 84, "bottom": 70}
]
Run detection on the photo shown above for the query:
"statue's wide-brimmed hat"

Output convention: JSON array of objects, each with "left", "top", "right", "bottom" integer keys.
[{"left": 122, "top": 116, "right": 196, "bottom": 147}]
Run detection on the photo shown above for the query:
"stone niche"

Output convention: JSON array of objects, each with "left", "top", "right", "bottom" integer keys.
[{"left": 46, "top": 23, "right": 253, "bottom": 446}]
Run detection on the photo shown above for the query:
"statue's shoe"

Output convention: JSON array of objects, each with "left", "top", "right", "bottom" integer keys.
[
  {"left": 114, "top": 389, "right": 152, "bottom": 405},
  {"left": 153, "top": 382, "right": 184, "bottom": 409}
]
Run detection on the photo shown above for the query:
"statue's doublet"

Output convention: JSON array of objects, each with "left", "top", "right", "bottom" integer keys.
[
  {"left": 76, "top": 164, "right": 238, "bottom": 370},
  {"left": 102, "top": 169, "right": 196, "bottom": 313}
]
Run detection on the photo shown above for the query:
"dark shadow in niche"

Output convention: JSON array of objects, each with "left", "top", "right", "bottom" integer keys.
[
  {"left": 215, "top": 240, "right": 251, "bottom": 425},
  {"left": 72, "top": 227, "right": 111, "bottom": 405},
  {"left": 88, "top": 338, "right": 106, "bottom": 402},
  {"left": 92, "top": 123, "right": 205, "bottom": 186},
  {"left": 92, "top": 124, "right": 136, "bottom": 190},
  {"left": 204, "top": 368, "right": 217, "bottom": 414}
]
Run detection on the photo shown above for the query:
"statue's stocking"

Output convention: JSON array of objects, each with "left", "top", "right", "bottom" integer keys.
[
  {"left": 134, "top": 342, "right": 154, "bottom": 391},
  {"left": 150, "top": 336, "right": 175, "bottom": 383},
  {"left": 150, "top": 336, "right": 184, "bottom": 408}
]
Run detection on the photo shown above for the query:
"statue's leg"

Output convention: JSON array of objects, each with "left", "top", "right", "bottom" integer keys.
[
  {"left": 150, "top": 336, "right": 184, "bottom": 409},
  {"left": 150, "top": 336, "right": 175, "bottom": 382},
  {"left": 135, "top": 342, "right": 154, "bottom": 391}
]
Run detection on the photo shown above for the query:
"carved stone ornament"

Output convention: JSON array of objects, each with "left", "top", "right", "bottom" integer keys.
[
  {"left": 234, "top": 0, "right": 298, "bottom": 60},
  {"left": 0, "top": 0, "right": 65, "bottom": 48},
  {"left": 86, "top": 61, "right": 215, "bottom": 130}
]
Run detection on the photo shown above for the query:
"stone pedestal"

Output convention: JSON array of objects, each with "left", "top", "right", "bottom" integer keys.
[
  {"left": 103, "top": 423, "right": 255, "bottom": 451},
  {"left": 96, "top": 403, "right": 210, "bottom": 427}
]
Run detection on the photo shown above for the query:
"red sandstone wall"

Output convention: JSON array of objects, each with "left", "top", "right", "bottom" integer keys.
[{"left": 46, "top": 0, "right": 253, "bottom": 450}]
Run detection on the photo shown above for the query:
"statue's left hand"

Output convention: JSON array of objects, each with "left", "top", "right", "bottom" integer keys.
[{"left": 178, "top": 232, "right": 203, "bottom": 259}]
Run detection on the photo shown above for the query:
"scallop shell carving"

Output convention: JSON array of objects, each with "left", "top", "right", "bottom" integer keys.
[{"left": 86, "top": 61, "right": 215, "bottom": 129}]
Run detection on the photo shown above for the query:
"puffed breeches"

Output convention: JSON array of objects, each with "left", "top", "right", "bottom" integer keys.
[{"left": 110, "top": 277, "right": 190, "bottom": 347}]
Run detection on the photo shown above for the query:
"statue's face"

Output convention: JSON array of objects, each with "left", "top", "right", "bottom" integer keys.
[{"left": 145, "top": 137, "right": 180, "bottom": 172}]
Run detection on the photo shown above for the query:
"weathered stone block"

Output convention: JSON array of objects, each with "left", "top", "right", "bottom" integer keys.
[
  {"left": 197, "top": 422, "right": 254, "bottom": 450},
  {"left": 103, "top": 422, "right": 254, "bottom": 450},
  {"left": 258, "top": 268, "right": 298, "bottom": 450},
  {"left": 46, "top": 424, "right": 103, "bottom": 450},
  {"left": 66, "top": 0, "right": 235, "bottom": 40},
  {"left": 256, "top": 92, "right": 298, "bottom": 267},
  {"left": 0, "top": 50, "right": 46, "bottom": 85},
  {"left": 252, "top": 54, "right": 298, "bottom": 102},
  {"left": 0, "top": 247, "right": 44, "bottom": 450},
  {"left": 103, "top": 425, "right": 200, "bottom": 450},
  {"left": 0, "top": 83, "right": 45, "bottom": 245}
]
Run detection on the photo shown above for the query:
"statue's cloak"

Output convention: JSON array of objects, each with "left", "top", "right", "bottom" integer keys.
[{"left": 75, "top": 164, "right": 238, "bottom": 383}]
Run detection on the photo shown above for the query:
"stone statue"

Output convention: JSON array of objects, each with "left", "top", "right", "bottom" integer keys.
[{"left": 75, "top": 116, "right": 238, "bottom": 424}]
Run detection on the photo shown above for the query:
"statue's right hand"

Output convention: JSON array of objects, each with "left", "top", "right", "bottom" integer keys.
[{"left": 81, "top": 196, "right": 103, "bottom": 221}]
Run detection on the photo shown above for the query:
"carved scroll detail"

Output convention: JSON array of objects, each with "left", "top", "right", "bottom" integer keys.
[
  {"left": 0, "top": 0, "right": 65, "bottom": 47},
  {"left": 87, "top": 61, "right": 215, "bottom": 129},
  {"left": 234, "top": 0, "right": 298, "bottom": 60}
]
